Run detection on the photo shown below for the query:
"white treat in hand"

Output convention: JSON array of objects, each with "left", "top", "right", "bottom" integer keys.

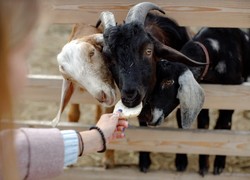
[{"left": 113, "top": 100, "right": 142, "bottom": 118}]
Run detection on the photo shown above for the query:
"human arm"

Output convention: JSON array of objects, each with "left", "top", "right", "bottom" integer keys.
[
  {"left": 0, "top": 111, "right": 128, "bottom": 180},
  {"left": 80, "top": 111, "right": 128, "bottom": 154}
]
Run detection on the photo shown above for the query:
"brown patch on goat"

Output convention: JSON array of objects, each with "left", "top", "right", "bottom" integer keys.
[
  {"left": 69, "top": 23, "right": 101, "bottom": 41},
  {"left": 83, "top": 35, "right": 103, "bottom": 52}
]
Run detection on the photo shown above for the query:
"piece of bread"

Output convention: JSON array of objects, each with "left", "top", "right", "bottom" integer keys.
[{"left": 113, "top": 100, "right": 142, "bottom": 118}]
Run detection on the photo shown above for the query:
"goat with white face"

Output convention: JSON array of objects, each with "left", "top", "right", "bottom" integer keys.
[{"left": 52, "top": 12, "right": 117, "bottom": 127}]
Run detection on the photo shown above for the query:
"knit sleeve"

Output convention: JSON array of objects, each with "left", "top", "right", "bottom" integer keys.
[
  {"left": 0, "top": 128, "right": 65, "bottom": 180},
  {"left": 60, "top": 130, "right": 79, "bottom": 166},
  {"left": 19, "top": 128, "right": 65, "bottom": 180}
]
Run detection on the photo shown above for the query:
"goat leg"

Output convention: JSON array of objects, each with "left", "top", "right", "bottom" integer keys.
[
  {"left": 197, "top": 109, "right": 210, "bottom": 176},
  {"left": 52, "top": 78, "right": 74, "bottom": 127},
  {"left": 138, "top": 121, "right": 151, "bottom": 173},
  {"left": 68, "top": 104, "right": 80, "bottom": 122},
  {"left": 175, "top": 109, "right": 188, "bottom": 172},
  {"left": 213, "top": 110, "right": 233, "bottom": 175}
]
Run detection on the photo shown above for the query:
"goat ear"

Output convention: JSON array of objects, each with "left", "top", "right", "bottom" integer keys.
[
  {"left": 177, "top": 69, "right": 205, "bottom": 129},
  {"left": 85, "top": 34, "right": 104, "bottom": 51},
  {"left": 52, "top": 78, "right": 74, "bottom": 127},
  {"left": 152, "top": 37, "right": 206, "bottom": 67},
  {"left": 93, "top": 34, "right": 104, "bottom": 45}
]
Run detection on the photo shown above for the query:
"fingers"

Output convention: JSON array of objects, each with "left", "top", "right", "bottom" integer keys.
[
  {"left": 113, "top": 132, "right": 125, "bottom": 139},
  {"left": 114, "top": 110, "right": 128, "bottom": 139},
  {"left": 112, "top": 123, "right": 127, "bottom": 140},
  {"left": 112, "top": 109, "right": 122, "bottom": 117},
  {"left": 100, "top": 110, "right": 129, "bottom": 141},
  {"left": 116, "top": 126, "right": 125, "bottom": 132},
  {"left": 108, "top": 110, "right": 123, "bottom": 123},
  {"left": 117, "top": 119, "right": 128, "bottom": 128}
]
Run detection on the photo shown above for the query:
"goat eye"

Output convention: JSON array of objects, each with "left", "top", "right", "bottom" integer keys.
[
  {"left": 145, "top": 48, "right": 152, "bottom": 56},
  {"left": 161, "top": 79, "right": 174, "bottom": 89},
  {"left": 89, "top": 49, "right": 95, "bottom": 57}
]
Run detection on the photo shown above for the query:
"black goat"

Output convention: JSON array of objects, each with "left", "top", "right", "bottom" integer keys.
[
  {"left": 102, "top": 2, "right": 204, "bottom": 108},
  {"left": 99, "top": 2, "right": 206, "bottom": 172},
  {"left": 144, "top": 28, "right": 250, "bottom": 176}
]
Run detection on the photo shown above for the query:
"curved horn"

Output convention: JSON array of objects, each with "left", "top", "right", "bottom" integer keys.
[
  {"left": 153, "top": 37, "right": 208, "bottom": 66},
  {"left": 96, "top": 11, "right": 116, "bottom": 30},
  {"left": 125, "top": 2, "right": 165, "bottom": 24}
]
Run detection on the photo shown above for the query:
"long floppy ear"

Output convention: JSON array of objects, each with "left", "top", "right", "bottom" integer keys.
[
  {"left": 177, "top": 69, "right": 205, "bottom": 129},
  {"left": 152, "top": 36, "right": 207, "bottom": 67},
  {"left": 52, "top": 78, "right": 74, "bottom": 127}
]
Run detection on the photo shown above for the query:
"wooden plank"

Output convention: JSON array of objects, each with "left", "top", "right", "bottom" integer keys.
[
  {"left": 51, "top": 167, "right": 250, "bottom": 180},
  {"left": 11, "top": 120, "right": 250, "bottom": 156},
  {"left": 202, "top": 83, "right": 250, "bottom": 109},
  {"left": 43, "top": 0, "right": 250, "bottom": 27},
  {"left": 22, "top": 75, "right": 250, "bottom": 110},
  {"left": 23, "top": 75, "right": 100, "bottom": 104}
]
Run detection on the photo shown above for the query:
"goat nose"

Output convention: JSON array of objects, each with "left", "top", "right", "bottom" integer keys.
[
  {"left": 100, "top": 90, "right": 107, "bottom": 102},
  {"left": 122, "top": 89, "right": 138, "bottom": 100}
]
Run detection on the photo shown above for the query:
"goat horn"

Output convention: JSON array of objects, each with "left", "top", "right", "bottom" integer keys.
[
  {"left": 125, "top": 2, "right": 165, "bottom": 24},
  {"left": 96, "top": 11, "right": 116, "bottom": 30},
  {"left": 162, "top": 44, "right": 209, "bottom": 66},
  {"left": 153, "top": 37, "right": 208, "bottom": 66}
]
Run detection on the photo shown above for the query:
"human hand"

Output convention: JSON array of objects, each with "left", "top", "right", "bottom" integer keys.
[{"left": 95, "top": 110, "right": 129, "bottom": 143}]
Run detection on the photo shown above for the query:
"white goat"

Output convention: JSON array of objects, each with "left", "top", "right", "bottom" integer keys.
[{"left": 52, "top": 12, "right": 117, "bottom": 127}]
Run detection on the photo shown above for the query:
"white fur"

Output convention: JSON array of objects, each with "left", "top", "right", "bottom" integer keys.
[
  {"left": 151, "top": 108, "right": 164, "bottom": 125},
  {"left": 215, "top": 61, "right": 226, "bottom": 74},
  {"left": 177, "top": 70, "right": 205, "bottom": 129},
  {"left": 245, "top": 34, "right": 249, "bottom": 41},
  {"left": 207, "top": 38, "right": 220, "bottom": 51},
  {"left": 57, "top": 34, "right": 116, "bottom": 106}
]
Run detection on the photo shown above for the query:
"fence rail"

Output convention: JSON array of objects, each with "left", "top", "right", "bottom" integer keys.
[
  {"left": 23, "top": 75, "right": 250, "bottom": 110},
  {"left": 11, "top": 120, "right": 250, "bottom": 156},
  {"left": 43, "top": 0, "right": 250, "bottom": 28},
  {"left": 19, "top": 75, "right": 250, "bottom": 156}
]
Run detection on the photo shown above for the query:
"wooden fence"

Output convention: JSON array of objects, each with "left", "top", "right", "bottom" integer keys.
[{"left": 19, "top": 0, "right": 250, "bottom": 179}]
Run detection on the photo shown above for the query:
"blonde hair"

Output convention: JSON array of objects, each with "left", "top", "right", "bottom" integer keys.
[{"left": 0, "top": 0, "right": 40, "bottom": 179}]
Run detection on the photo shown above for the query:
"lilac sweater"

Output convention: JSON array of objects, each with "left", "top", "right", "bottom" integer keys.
[{"left": 0, "top": 128, "right": 65, "bottom": 180}]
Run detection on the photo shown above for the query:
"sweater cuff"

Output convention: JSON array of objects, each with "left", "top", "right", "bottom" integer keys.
[{"left": 60, "top": 130, "right": 79, "bottom": 166}]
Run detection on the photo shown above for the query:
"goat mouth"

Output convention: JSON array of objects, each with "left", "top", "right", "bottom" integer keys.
[{"left": 121, "top": 96, "right": 141, "bottom": 108}]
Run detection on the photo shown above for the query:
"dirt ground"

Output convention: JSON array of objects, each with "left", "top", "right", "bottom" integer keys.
[{"left": 16, "top": 24, "right": 250, "bottom": 175}]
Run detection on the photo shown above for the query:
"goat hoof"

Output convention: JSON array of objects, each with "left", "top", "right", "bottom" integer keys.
[
  {"left": 199, "top": 155, "right": 209, "bottom": 177},
  {"left": 139, "top": 152, "right": 151, "bottom": 173},
  {"left": 175, "top": 154, "right": 188, "bottom": 172},
  {"left": 140, "top": 167, "right": 149, "bottom": 173},
  {"left": 213, "top": 155, "right": 226, "bottom": 175},
  {"left": 213, "top": 166, "right": 224, "bottom": 175},
  {"left": 199, "top": 167, "right": 208, "bottom": 177}
]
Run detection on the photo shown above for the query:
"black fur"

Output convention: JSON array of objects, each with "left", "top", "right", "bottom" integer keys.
[
  {"left": 146, "top": 28, "right": 250, "bottom": 175},
  {"left": 103, "top": 11, "right": 190, "bottom": 173},
  {"left": 103, "top": 13, "right": 190, "bottom": 107}
]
